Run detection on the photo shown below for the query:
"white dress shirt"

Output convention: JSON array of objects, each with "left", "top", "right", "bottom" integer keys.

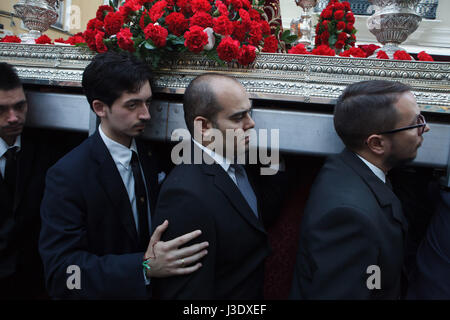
[
  {"left": 356, "top": 153, "right": 386, "bottom": 183},
  {"left": 192, "top": 138, "right": 239, "bottom": 185},
  {"left": 98, "top": 125, "right": 152, "bottom": 234},
  {"left": 0, "top": 135, "right": 21, "bottom": 179}
]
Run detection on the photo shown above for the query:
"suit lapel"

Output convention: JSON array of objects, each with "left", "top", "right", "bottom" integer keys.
[
  {"left": 136, "top": 140, "right": 158, "bottom": 216},
  {"left": 90, "top": 131, "right": 139, "bottom": 246},
  {"left": 13, "top": 132, "right": 37, "bottom": 212},
  {"left": 196, "top": 143, "right": 266, "bottom": 234},
  {"left": 339, "top": 149, "right": 408, "bottom": 234}
]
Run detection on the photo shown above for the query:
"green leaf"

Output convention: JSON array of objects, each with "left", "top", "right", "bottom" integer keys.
[
  {"left": 329, "top": 34, "right": 337, "bottom": 47},
  {"left": 144, "top": 41, "right": 156, "bottom": 50}
]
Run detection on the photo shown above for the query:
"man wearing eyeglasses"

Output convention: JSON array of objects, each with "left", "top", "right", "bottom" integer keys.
[{"left": 290, "top": 80, "right": 429, "bottom": 300}]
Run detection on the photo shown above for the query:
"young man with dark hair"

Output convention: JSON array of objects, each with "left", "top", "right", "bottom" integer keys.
[
  {"left": 152, "top": 74, "right": 285, "bottom": 299},
  {"left": 290, "top": 80, "right": 430, "bottom": 299},
  {"left": 0, "top": 62, "right": 63, "bottom": 299},
  {"left": 39, "top": 52, "right": 208, "bottom": 299}
]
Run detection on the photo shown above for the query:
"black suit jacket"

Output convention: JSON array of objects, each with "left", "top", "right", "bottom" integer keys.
[
  {"left": 39, "top": 131, "right": 161, "bottom": 299},
  {"left": 152, "top": 143, "right": 283, "bottom": 299},
  {"left": 290, "top": 148, "right": 407, "bottom": 299},
  {"left": 0, "top": 128, "right": 63, "bottom": 298},
  {"left": 407, "top": 186, "right": 450, "bottom": 299}
]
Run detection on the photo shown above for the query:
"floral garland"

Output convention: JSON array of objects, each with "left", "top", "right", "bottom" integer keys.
[
  {"left": 314, "top": 0, "right": 356, "bottom": 52},
  {"left": 74, "top": 0, "right": 277, "bottom": 68}
]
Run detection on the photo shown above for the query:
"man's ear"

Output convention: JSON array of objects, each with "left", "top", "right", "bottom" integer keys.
[
  {"left": 366, "top": 134, "right": 387, "bottom": 156},
  {"left": 193, "top": 116, "right": 213, "bottom": 134},
  {"left": 92, "top": 100, "right": 107, "bottom": 118}
]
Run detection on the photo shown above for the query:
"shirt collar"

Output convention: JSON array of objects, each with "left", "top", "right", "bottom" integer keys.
[
  {"left": 356, "top": 153, "right": 386, "bottom": 183},
  {"left": 0, "top": 135, "right": 21, "bottom": 158},
  {"left": 99, "top": 125, "right": 137, "bottom": 169},
  {"left": 192, "top": 138, "right": 231, "bottom": 173}
]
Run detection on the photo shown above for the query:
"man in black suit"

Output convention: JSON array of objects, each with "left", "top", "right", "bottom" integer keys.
[
  {"left": 39, "top": 52, "right": 209, "bottom": 299},
  {"left": 152, "top": 74, "right": 283, "bottom": 299},
  {"left": 290, "top": 80, "right": 430, "bottom": 299},
  {"left": 0, "top": 62, "right": 63, "bottom": 299},
  {"left": 407, "top": 185, "right": 450, "bottom": 299}
]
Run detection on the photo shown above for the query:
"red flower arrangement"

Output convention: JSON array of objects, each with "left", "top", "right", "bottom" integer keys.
[
  {"left": 315, "top": 0, "right": 356, "bottom": 52},
  {"left": 74, "top": 0, "right": 273, "bottom": 68}
]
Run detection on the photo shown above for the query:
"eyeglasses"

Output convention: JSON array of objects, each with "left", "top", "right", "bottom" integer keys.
[{"left": 378, "top": 114, "right": 427, "bottom": 136}]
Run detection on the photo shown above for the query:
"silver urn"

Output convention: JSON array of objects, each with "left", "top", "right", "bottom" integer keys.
[
  {"left": 290, "top": 0, "right": 318, "bottom": 47},
  {"left": 13, "top": 0, "right": 62, "bottom": 44},
  {"left": 367, "top": 0, "right": 422, "bottom": 58}
]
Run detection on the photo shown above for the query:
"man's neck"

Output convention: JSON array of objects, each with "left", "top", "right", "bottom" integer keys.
[
  {"left": 0, "top": 135, "right": 18, "bottom": 147},
  {"left": 354, "top": 149, "right": 390, "bottom": 174},
  {"left": 100, "top": 123, "right": 131, "bottom": 148}
]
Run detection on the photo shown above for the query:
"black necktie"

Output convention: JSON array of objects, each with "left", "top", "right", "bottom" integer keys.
[
  {"left": 131, "top": 151, "right": 150, "bottom": 250},
  {"left": 3, "top": 147, "right": 18, "bottom": 198}
]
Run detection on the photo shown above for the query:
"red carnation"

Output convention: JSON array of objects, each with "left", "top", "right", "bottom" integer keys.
[
  {"left": 255, "top": 21, "right": 269, "bottom": 37},
  {"left": 229, "top": 0, "right": 243, "bottom": 9},
  {"left": 237, "top": 45, "right": 256, "bottom": 65},
  {"left": 232, "top": 21, "right": 247, "bottom": 43},
  {"left": 357, "top": 44, "right": 379, "bottom": 57},
  {"left": 0, "top": 35, "right": 21, "bottom": 43},
  {"left": 239, "top": 9, "right": 251, "bottom": 29},
  {"left": 262, "top": 35, "right": 278, "bottom": 53},
  {"left": 95, "top": 31, "right": 108, "bottom": 53},
  {"left": 190, "top": 11, "right": 213, "bottom": 28},
  {"left": 149, "top": 0, "right": 167, "bottom": 22},
  {"left": 337, "top": 32, "right": 348, "bottom": 41},
  {"left": 334, "top": 10, "right": 345, "bottom": 20},
  {"left": 87, "top": 18, "right": 104, "bottom": 31},
  {"left": 417, "top": 51, "right": 434, "bottom": 61},
  {"left": 213, "top": 15, "right": 234, "bottom": 36},
  {"left": 337, "top": 21, "right": 346, "bottom": 30},
  {"left": 288, "top": 43, "right": 310, "bottom": 55},
  {"left": 376, "top": 50, "right": 389, "bottom": 59},
  {"left": 312, "top": 45, "right": 335, "bottom": 56},
  {"left": 104, "top": 12, "right": 124, "bottom": 35},
  {"left": 66, "top": 34, "right": 85, "bottom": 45},
  {"left": 83, "top": 29, "right": 97, "bottom": 51},
  {"left": 334, "top": 40, "right": 345, "bottom": 49},
  {"left": 165, "top": 12, "right": 189, "bottom": 36},
  {"left": 346, "top": 12, "right": 355, "bottom": 23},
  {"left": 96, "top": 5, "right": 114, "bottom": 21},
  {"left": 184, "top": 25, "right": 208, "bottom": 53},
  {"left": 190, "top": 0, "right": 211, "bottom": 13},
  {"left": 248, "top": 22, "right": 263, "bottom": 46},
  {"left": 117, "top": 28, "right": 135, "bottom": 52},
  {"left": 342, "top": 1, "right": 351, "bottom": 10},
  {"left": 217, "top": 36, "right": 240, "bottom": 62},
  {"left": 36, "top": 34, "right": 52, "bottom": 44},
  {"left": 216, "top": 0, "right": 230, "bottom": 16},
  {"left": 334, "top": 3, "right": 345, "bottom": 11},
  {"left": 139, "top": 10, "right": 151, "bottom": 29},
  {"left": 249, "top": 9, "right": 261, "bottom": 22},
  {"left": 216, "top": 1, "right": 229, "bottom": 16},
  {"left": 54, "top": 38, "right": 66, "bottom": 44},
  {"left": 144, "top": 23, "right": 168, "bottom": 47},
  {"left": 321, "top": 9, "right": 332, "bottom": 19},
  {"left": 339, "top": 47, "right": 366, "bottom": 58},
  {"left": 321, "top": 31, "right": 330, "bottom": 42},
  {"left": 393, "top": 50, "right": 412, "bottom": 61},
  {"left": 241, "top": 0, "right": 251, "bottom": 10},
  {"left": 345, "top": 23, "right": 354, "bottom": 32},
  {"left": 177, "top": 0, "right": 193, "bottom": 15}
]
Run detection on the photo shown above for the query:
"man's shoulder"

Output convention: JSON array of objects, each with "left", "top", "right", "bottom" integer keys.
[{"left": 49, "top": 135, "right": 94, "bottom": 173}]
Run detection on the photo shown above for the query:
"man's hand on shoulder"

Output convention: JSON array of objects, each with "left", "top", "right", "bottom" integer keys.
[{"left": 144, "top": 220, "right": 209, "bottom": 278}]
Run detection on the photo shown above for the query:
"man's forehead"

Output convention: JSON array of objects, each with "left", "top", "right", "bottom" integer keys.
[{"left": 0, "top": 87, "right": 26, "bottom": 103}]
